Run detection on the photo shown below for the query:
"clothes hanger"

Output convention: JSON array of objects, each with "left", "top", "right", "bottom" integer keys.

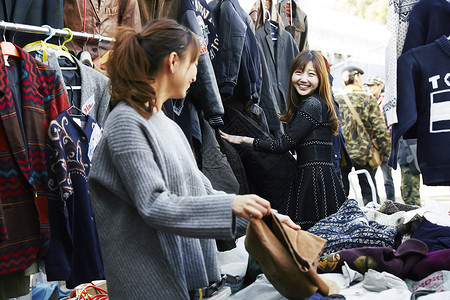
[
  {"left": 1, "top": 27, "right": 20, "bottom": 58},
  {"left": 54, "top": 29, "right": 77, "bottom": 68},
  {"left": 264, "top": 5, "right": 271, "bottom": 22},
  {"left": 77, "top": 35, "right": 93, "bottom": 68},
  {"left": 48, "top": 29, "right": 81, "bottom": 92},
  {"left": 65, "top": 85, "right": 82, "bottom": 114},
  {"left": 69, "top": 103, "right": 86, "bottom": 117},
  {"left": 264, "top": 5, "right": 278, "bottom": 29},
  {"left": 286, "top": 0, "right": 292, "bottom": 26},
  {"left": 67, "top": 102, "right": 87, "bottom": 129},
  {"left": 78, "top": 50, "right": 93, "bottom": 68},
  {"left": 61, "top": 28, "right": 73, "bottom": 53},
  {"left": 22, "top": 25, "right": 76, "bottom": 67},
  {"left": 52, "top": 27, "right": 76, "bottom": 65},
  {"left": 66, "top": 83, "right": 81, "bottom": 91},
  {"left": 53, "top": 49, "right": 77, "bottom": 68},
  {"left": 269, "top": 20, "right": 279, "bottom": 28},
  {"left": 22, "top": 25, "right": 62, "bottom": 61},
  {"left": 43, "top": 25, "right": 54, "bottom": 44},
  {"left": 264, "top": 4, "right": 278, "bottom": 41},
  {"left": 66, "top": 85, "right": 85, "bottom": 118}
]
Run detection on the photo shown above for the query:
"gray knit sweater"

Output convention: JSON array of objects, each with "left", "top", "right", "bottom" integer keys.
[{"left": 88, "top": 102, "right": 238, "bottom": 299}]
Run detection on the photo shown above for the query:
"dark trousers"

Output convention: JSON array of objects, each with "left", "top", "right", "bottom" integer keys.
[
  {"left": 341, "top": 164, "right": 379, "bottom": 205},
  {"left": 378, "top": 161, "right": 395, "bottom": 200}
]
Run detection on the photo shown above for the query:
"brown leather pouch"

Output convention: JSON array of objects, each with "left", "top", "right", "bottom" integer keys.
[{"left": 245, "top": 213, "right": 339, "bottom": 299}]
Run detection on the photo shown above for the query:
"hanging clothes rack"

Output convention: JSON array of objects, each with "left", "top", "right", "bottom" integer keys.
[{"left": 0, "top": 20, "right": 114, "bottom": 43}]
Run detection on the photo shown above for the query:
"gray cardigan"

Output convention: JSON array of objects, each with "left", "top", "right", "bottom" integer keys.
[
  {"left": 88, "top": 102, "right": 239, "bottom": 299},
  {"left": 46, "top": 50, "right": 111, "bottom": 127}
]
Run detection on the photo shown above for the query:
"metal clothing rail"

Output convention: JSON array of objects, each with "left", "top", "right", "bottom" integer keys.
[{"left": 0, "top": 20, "right": 114, "bottom": 43}]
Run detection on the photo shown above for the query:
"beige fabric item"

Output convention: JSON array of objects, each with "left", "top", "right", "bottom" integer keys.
[
  {"left": 276, "top": 0, "right": 309, "bottom": 51},
  {"left": 252, "top": 0, "right": 285, "bottom": 30}
]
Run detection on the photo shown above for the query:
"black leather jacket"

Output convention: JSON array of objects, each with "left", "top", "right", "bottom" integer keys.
[
  {"left": 178, "top": 0, "right": 224, "bottom": 128},
  {"left": 210, "top": 0, "right": 261, "bottom": 102}
]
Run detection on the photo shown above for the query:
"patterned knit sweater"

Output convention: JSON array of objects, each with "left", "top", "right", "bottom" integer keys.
[
  {"left": 88, "top": 102, "right": 240, "bottom": 299},
  {"left": 0, "top": 46, "right": 69, "bottom": 274}
]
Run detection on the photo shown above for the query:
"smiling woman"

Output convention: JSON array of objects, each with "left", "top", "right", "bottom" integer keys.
[
  {"left": 221, "top": 50, "right": 347, "bottom": 230},
  {"left": 292, "top": 61, "right": 319, "bottom": 97}
]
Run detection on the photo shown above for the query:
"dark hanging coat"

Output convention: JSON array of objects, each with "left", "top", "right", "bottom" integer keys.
[
  {"left": 0, "top": 0, "right": 64, "bottom": 47},
  {"left": 255, "top": 20, "right": 299, "bottom": 117}
]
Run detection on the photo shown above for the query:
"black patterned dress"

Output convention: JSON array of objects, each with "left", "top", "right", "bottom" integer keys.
[{"left": 254, "top": 94, "right": 347, "bottom": 230}]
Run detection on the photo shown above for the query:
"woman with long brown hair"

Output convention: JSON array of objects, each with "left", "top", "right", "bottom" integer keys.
[
  {"left": 88, "top": 19, "right": 299, "bottom": 299},
  {"left": 221, "top": 50, "right": 346, "bottom": 230}
]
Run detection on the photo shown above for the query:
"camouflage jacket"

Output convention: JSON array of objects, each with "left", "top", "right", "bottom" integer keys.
[{"left": 335, "top": 85, "right": 391, "bottom": 166}]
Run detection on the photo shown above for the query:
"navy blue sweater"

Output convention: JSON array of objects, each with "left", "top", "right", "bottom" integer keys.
[
  {"left": 402, "top": 0, "right": 450, "bottom": 54},
  {"left": 389, "top": 36, "right": 450, "bottom": 185}
]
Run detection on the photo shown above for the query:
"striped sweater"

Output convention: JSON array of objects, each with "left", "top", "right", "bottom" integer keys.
[{"left": 88, "top": 102, "right": 240, "bottom": 299}]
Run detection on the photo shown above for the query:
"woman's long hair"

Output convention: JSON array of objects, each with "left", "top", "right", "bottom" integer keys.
[
  {"left": 107, "top": 18, "right": 200, "bottom": 118},
  {"left": 280, "top": 50, "right": 339, "bottom": 135}
]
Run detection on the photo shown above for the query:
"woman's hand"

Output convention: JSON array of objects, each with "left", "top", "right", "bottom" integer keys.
[
  {"left": 232, "top": 194, "right": 300, "bottom": 231},
  {"left": 275, "top": 213, "right": 301, "bottom": 230},
  {"left": 232, "top": 194, "right": 271, "bottom": 220},
  {"left": 220, "top": 130, "right": 254, "bottom": 146}
]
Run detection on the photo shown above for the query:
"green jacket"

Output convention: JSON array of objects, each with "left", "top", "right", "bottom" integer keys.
[{"left": 335, "top": 85, "right": 391, "bottom": 166}]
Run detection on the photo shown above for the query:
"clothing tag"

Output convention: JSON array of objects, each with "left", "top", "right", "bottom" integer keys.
[
  {"left": 88, "top": 123, "right": 103, "bottom": 161},
  {"left": 82, "top": 95, "right": 95, "bottom": 115},
  {"left": 73, "top": 117, "right": 82, "bottom": 128},
  {"left": 4, "top": 55, "right": 9, "bottom": 67}
]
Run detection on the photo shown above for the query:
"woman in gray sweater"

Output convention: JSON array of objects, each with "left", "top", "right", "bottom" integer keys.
[{"left": 88, "top": 19, "right": 299, "bottom": 299}]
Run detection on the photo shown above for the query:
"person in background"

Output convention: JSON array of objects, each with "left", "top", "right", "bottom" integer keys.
[
  {"left": 365, "top": 76, "right": 396, "bottom": 201},
  {"left": 87, "top": 19, "right": 299, "bottom": 299},
  {"left": 335, "top": 67, "right": 391, "bottom": 205},
  {"left": 397, "top": 137, "right": 421, "bottom": 206},
  {"left": 63, "top": 0, "right": 141, "bottom": 69},
  {"left": 221, "top": 50, "right": 347, "bottom": 230}
]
